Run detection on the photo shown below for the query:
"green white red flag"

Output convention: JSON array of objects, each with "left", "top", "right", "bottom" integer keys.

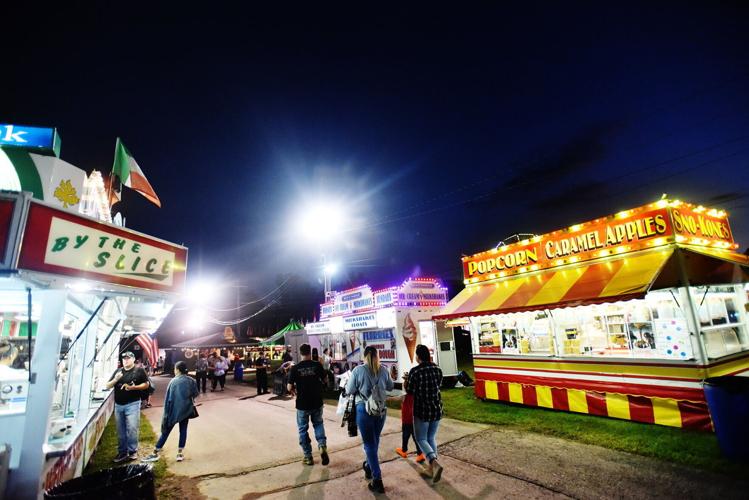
[{"left": 111, "top": 138, "right": 161, "bottom": 207}]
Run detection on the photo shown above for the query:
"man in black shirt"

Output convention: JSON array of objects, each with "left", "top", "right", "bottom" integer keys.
[
  {"left": 282, "top": 346, "right": 293, "bottom": 363},
  {"left": 254, "top": 352, "right": 269, "bottom": 395},
  {"left": 287, "top": 343, "right": 329, "bottom": 466},
  {"left": 107, "top": 351, "right": 149, "bottom": 462}
]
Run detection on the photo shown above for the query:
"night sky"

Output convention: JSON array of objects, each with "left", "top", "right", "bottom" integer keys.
[{"left": 4, "top": 3, "right": 749, "bottom": 337}]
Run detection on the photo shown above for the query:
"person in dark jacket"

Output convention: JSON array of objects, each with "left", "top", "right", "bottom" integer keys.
[
  {"left": 142, "top": 361, "right": 199, "bottom": 463},
  {"left": 407, "top": 344, "right": 444, "bottom": 484}
]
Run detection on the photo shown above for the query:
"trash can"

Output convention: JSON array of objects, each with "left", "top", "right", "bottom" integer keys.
[
  {"left": 273, "top": 371, "right": 287, "bottom": 396},
  {"left": 44, "top": 464, "right": 155, "bottom": 500},
  {"left": 703, "top": 377, "right": 749, "bottom": 461}
]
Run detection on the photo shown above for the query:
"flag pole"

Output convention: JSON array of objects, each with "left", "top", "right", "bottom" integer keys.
[{"left": 107, "top": 137, "right": 120, "bottom": 208}]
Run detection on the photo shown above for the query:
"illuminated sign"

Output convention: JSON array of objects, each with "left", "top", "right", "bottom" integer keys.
[
  {"left": 0, "top": 124, "right": 61, "bottom": 157},
  {"left": 17, "top": 202, "right": 187, "bottom": 293},
  {"left": 344, "top": 313, "right": 378, "bottom": 331},
  {"left": 462, "top": 200, "right": 737, "bottom": 283},
  {"left": 306, "top": 321, "right": 331, "bottom": 335}
]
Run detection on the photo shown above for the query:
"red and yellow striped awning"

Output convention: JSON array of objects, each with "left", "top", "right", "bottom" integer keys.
[{"left": 435, "top": 249, "right": 673, "bottom": 320}]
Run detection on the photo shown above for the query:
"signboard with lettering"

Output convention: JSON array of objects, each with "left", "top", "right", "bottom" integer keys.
[
  {"left": 343, "top": 312, "right": 377, "bottom": 331},
  {"left": 362, "top": 329, "right": 397, "bottom": 362},
  {"left": 462, "top": 201, "right": 737, "bottom": 283},
  {"left": 17, "top": 201, "right": 187, "bottom": 293},
  {"left": 0, "top": 124, "right": 61, "bottom": 157},
  {"left": 306, "top": 321, "right": 331, "bottom": 335}
]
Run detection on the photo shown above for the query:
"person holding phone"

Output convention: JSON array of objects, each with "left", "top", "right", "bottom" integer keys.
[{"left": 106, "top": 351, "right": 149, "bottom": 462}]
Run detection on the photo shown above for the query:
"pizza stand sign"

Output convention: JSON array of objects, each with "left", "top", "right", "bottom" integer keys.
[{"left": 17, "top": 202, "right": 187, "bottom": 293}]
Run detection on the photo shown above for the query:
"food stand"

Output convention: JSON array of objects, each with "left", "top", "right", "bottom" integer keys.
[
  {"left": 305, "top": 277, "right": 457, "bottom": 382},
  {"left": 0, "top": 188, "right": 186, "bottom": 497},
  {"left": 434, "top": 199, "right": 749, "bottom": 430}
]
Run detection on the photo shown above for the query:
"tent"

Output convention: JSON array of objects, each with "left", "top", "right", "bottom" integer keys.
[{"left": 259, "top": 320, "right": 305, "bottom": 345}]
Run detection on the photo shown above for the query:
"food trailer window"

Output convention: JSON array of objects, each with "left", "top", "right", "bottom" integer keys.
[
  {"left": 0, "top": 288, "right": 41, "bottom": 416},
  {"left": 692, "top": 285, "right": 748, "bottom": 359},
  {"left": 552, "top": 293, "right": 693, "bottom": 360}
]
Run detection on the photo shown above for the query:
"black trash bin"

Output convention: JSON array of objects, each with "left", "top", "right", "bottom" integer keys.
[
  {"left": 704, "top": 377, "right": 749, "bottom": 461},
  {"left": 273, "top": 371, "right": 287, "bottom": 396},
  {"left": 44, "top": 464, "right": 155, "bottom": 500}
]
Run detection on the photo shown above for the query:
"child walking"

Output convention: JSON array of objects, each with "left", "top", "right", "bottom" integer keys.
[{"left": 395, "top": 372, "right": 424, "bottom": 462}]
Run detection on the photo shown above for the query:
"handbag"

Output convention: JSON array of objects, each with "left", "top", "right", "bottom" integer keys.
[
  {"left": 189, "top": 404, "right": 199, "bottom": 419},
  {"left": 340, "top": 393, "right": 357, "bottom": 437}
]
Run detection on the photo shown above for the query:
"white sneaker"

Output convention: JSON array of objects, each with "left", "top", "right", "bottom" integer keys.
[
  {"left": 176, "top": 452, "right": 184, "bottom": 462},
  {"left": 141, "top": 453, "right": 160, "bottom": 463}
]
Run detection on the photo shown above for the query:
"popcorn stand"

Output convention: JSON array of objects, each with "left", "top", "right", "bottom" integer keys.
[
  {"left": 0, "top": 189, "right": 186, "bottom": 497},
  {"left": 305, "top": 277, "right": 457, "bottom": 383},
  {"left": 434, "top": 199, "right": 749, "bottom": 430}
]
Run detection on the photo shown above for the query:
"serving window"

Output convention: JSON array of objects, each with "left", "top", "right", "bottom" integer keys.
[
  {"left": 551, "top": 293, "right": 693, "bottom": 359},
  {"left": 693, "top": 285, "right": 748, "bottom": 359},
  {"left": 474, "top": 311, "right": 553, "bottom": 355}
]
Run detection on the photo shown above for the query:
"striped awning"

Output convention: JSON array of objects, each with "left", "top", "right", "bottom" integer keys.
[{"left": 435, "top": 249, "right": 673, "bottom": 320}]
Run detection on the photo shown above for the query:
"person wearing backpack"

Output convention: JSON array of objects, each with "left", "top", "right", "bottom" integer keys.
[
  {"left": 345, "top": 346, "right": 394, "bottom": 494},
  {"left": 407, "top": 344, "right": 444, "bottom": 484}
]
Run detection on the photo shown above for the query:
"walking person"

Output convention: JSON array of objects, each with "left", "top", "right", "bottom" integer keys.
[
  {"left": 287, "top": 343, "right": 329, "bottom": 466},
  {"left": 142, "top": 361, "right": 199, "bottom": 463},
  {"left": 195, "top": 353, "right": 208, "bottom": 394},
  {"left": 254, "top": 352, "right": 269, "bottom": 395},
  {"left": 106, "top": 351, "right": 149, "bottom": 462},
  {"left": 207, "top": 352, "right": 217, "bottom": 390},
  {"left": 407, "top": 344, "right": 444, "bottom": 483},
  {"left": 395, "top": 371, "right": 424, "bottom": 462},
  {"left": 321, "top": 348, "right": 333, "bottom": 389},
  {"left": 212, "top": 354, "right": 229, "bottom": 391},
  {"left": 345, "top": 346, "right": 394, "bottom": 493}
]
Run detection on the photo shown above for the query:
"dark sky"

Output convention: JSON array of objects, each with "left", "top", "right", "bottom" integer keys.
[{"left": 5, "top": 3, "right": 749, "bottom": 302}]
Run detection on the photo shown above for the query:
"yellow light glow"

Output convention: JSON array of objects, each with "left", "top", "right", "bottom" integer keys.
[
  {"left": 499, "top": 271, "right": 507, "bottom": 277},
  {"left": 616, "top": 246, "right": 627, "bottom": 254},
  {"left": 652, "top": 237, "right": 665, "bottom": 246},
  {"left": 554, "top": 259, "right": 565, "bottom": 266},
  {"left": 694, "top": 205, "right": 706, "bottom": 213},
  {"left": 616, "top": 210, "right": 631, "bottom": 219},
  {"left": 718, "top": 210, "right": 727, "bottom": 217},
  {"left": 569, "top": 224, "right": 583, "bottom": 232},
  {"left": 569, "top": 256, "right": 579, "bottom": 263},
  {"left": 489, "top": 273, "right": 497, "bottom": 279},
  {"left": 530, "top": 264, "right": 539, "bottom": 271},
  {"left": 670, "top": 199, "right": 682, "bottom": 207},
  {"left": 463, "top": 279, "right": 469, "bottom": 285},
  {"left": 471, "top": 278, "right": 479, "bottom": 283},
  {"left": 518, "top": 267, "right": 527, "bottom": 273},
  {"left": 655, "top": 199, "right": 668, "bottom": 209},
  {"left": 532, "top": 235, "right": 542, "bottom": 243},
  {"left": 691, "top": 237, "right": 701, "bottom": 244},
  {"left": 598, "top": 250, "right": 610, "bottom": 257}
]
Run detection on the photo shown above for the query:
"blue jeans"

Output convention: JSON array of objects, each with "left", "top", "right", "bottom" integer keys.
[
  {"left": 155, "top": 419, "right": 189, "bottom": 450},
  {"left": 414, "top": 417, "right": 441, "bottom": 462},
  {"left": 296, "top": 406, "right": 327, "bottom": 457},
  {"left": 356, "top": 403, "right": 387, "bottom": 480},
  {"left": 115, "top": 401, "right": 141, "bottom": 454}
]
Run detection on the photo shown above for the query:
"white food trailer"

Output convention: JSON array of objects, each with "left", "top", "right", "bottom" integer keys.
[{"left": 305, "top": 277, "right": 458, "bottom": 383}]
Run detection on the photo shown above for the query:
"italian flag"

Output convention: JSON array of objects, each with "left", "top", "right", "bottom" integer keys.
[{"left": 112, "top": 138, "right": 161, "bottom": 207}]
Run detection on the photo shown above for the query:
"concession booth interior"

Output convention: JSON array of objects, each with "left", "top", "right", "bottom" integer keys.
[
  {"left": 434, "top": 199, "right": 749, "bottom": 431},
  {"left": 0, "top": 191, "right": 187, "bottom": 498}
]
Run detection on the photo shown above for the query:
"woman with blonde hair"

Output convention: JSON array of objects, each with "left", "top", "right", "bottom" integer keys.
[{"left": 345, "top": 346, "right": 394, "bottom": 493}]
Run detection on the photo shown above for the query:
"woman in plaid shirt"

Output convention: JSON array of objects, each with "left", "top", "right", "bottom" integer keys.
[{"left": 406, "top": 344, "right": 444, "bottom": 484}]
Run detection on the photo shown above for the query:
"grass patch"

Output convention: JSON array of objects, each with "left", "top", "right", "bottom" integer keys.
[
  {"left": 85, "top": 412, "right": 168, "bottom": 483},
  {"left": 441, "top": 387, "right": 749, "bottom": 474}
]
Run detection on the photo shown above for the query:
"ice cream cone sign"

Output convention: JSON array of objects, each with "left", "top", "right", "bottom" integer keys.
[{"left": 402, "top": 313, "right": 418, "bottom": 362}]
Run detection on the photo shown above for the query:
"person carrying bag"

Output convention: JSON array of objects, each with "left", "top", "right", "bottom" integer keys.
[
  {"left": 142, "top": 361, "right": 199, "bottom": 463},
  {"left": 345, "top": 346, "right": 393, "bottom": 494}
]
